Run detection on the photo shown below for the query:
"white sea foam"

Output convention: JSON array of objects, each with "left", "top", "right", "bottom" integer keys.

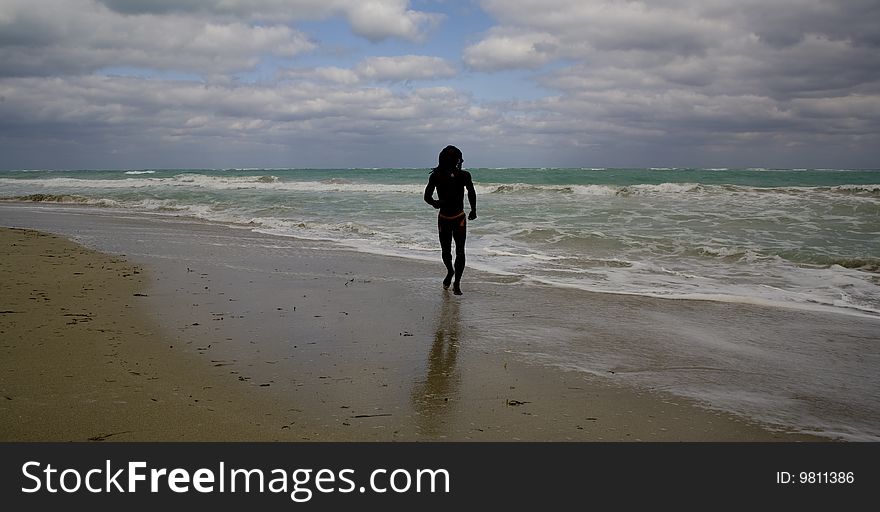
[
  {"left": 617, "top": 183, "right": 704, "bottom": 195},
  {"left": 0, "top": 175, "right": 426, "bottom": 193},
  {"left": 2, "top": 193, "right": 123, "bottom": 207},
  {"left": 486, "top": 182, "right": 707, "bottom": 196},
  {"left": 829, "top": 184, "right": 880, "bottom": 194},
  {"left": 4, "top": 174, "right": 878, "bottom": 203},
  {"left": 482, "top": 248, "right": 568, "bottom": 261}
]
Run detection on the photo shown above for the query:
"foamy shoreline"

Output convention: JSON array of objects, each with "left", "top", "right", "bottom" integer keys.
[{"left": 3, "top": 167, "right": 878, "bottom": 319}]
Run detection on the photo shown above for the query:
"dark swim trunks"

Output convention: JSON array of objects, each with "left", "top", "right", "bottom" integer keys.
[{"left": 438, "top": 210, "right": 466, "bottom": 229}]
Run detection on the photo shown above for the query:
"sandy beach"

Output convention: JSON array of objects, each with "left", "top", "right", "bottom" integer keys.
[
  {"left": 3, "top": 203, "right": 871, "bottom": 441},
  {"left": 0, "top": 226, "right": 293, "bottom": 441}
]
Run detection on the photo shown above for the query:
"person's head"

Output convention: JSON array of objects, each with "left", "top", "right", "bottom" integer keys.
[{"left": 437, "top": 145, "right": 463, "bottom": 171}]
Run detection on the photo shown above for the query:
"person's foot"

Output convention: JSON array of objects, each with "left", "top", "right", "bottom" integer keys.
[
  {"left": 453, "top": 283, "right": 463, "bottom": 295},
  {"left": 443, "top": 272, "right": 454, "bottom": 289}
]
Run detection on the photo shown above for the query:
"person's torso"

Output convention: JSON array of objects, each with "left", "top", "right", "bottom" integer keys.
[{"left": 432, "top": 170, "right": 470, "bottom": 216}]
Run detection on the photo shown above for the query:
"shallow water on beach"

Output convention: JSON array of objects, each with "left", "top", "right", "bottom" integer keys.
[
  {"left": 2, "top": 167, "right": 879, "bottom": 318},
  {"left": 2, "top": 204, "right": 878, "bottom": 441}
]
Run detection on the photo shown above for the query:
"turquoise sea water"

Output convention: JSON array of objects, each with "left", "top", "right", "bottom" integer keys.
[{"left": 2, "top": 167, "right": 879, "bottom": 317}]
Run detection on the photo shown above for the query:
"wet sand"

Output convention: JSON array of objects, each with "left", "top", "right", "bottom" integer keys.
[
  {"left": 1, "top": 214, "right": 826, "bottom": 441},
  {"left": 0, "top": 227, "right": 296, "bottom": 440}
]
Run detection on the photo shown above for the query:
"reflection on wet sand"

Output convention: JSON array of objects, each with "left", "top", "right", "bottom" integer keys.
[{"left": 411, "top": 293, "right": 461, "bottom": 437}]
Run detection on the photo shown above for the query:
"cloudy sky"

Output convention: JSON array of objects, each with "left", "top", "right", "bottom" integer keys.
[{"left": 1, "top": 0, "right": 878, "bottom": 169}]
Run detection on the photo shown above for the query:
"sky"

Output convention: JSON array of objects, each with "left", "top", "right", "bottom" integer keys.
[{"left": 0, "top": 0, "right": 878, "bottom": 169}]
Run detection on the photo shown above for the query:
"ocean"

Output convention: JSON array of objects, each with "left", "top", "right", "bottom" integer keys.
[{"left": 3, "top": 167, "right": 878, "bottom": 318}]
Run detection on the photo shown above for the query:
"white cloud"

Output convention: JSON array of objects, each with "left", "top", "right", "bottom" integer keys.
[
  {"left": 0, "top": 0, "right": 444, "bottom": 79},
  {"left": 356, "top": 55, "right": 456, "bottom": 82},
  {"left": 282, "top": 55, "right": 457, "bottom": 84},
  {"left": 95, "top": 0, "right": 443, "bottom": 42},
  {"left": 463, "top": 29, "right": 560, "bottom": 71},
  {"left": 284, "top": 67, "right": 362, "bottom": 85},
  {"left": 464, "top": 0, "right": 725, "bottom": 71},
  {"left": 0, "top": 0, "right": 315, "bottom": 76},
  {"left": 345, "top": 1, "right": 443, "bottom": 42}
]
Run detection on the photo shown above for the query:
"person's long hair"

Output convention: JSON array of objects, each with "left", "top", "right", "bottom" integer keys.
[{"left": 432, "top": 145, "right": 462, "bottom": 174}]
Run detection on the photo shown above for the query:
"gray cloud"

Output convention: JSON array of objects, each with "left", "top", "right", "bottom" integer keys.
[
  {"left": 456, "top": 0, "right": 880, "bottom": 166},
  {"left": 0, "top": 0, "right": 878, "bottom": 169},
  {"left": 0, "top": 74, "right": 507, "bottom": 168},
  {"left": 706, "top": 0, "right": 880, "bottom": 49}
]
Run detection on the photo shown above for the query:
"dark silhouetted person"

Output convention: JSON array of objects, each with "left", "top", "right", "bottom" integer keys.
[{"left": 424, "top": 145, "right": 476, "bottom": 295}]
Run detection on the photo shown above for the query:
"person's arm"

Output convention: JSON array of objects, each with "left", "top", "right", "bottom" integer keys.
[
  {"left": 466, "top": 172, "right": 477, "bottom": 220},
  {"left": 424, "top": 175, "right": 440, "bottom": 209}
]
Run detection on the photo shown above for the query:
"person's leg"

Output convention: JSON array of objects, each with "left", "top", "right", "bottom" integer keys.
[
  {"left": 438, "top": 218, "right": 454, "bottom": 288},
  {"left": 452, "top": 219, "right": 467, "bottom": 295}
]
